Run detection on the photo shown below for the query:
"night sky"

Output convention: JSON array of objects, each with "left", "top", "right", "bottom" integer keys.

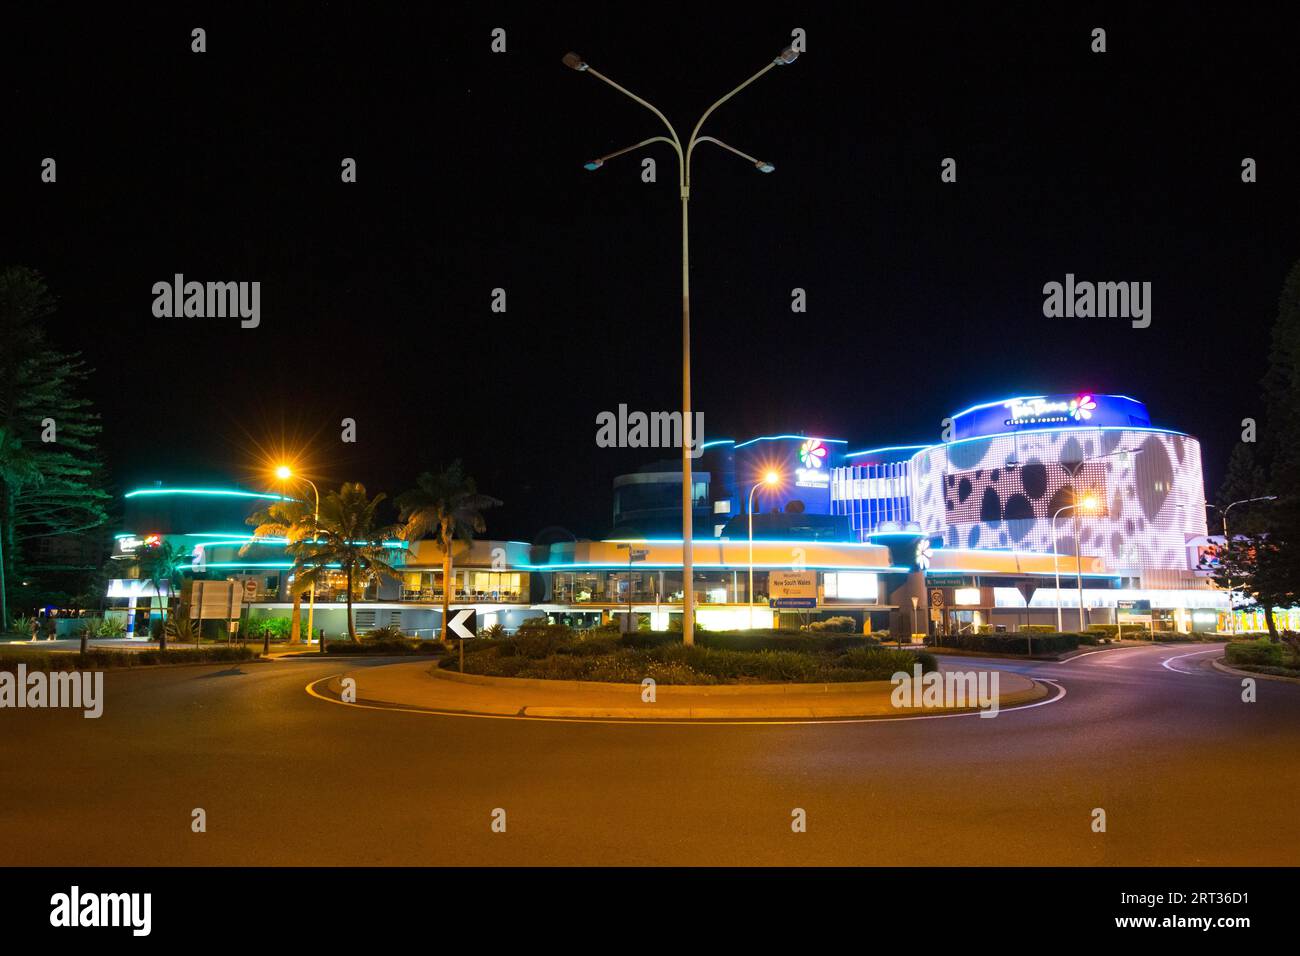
[{"left": 5, "top": 4, "right": 1298, "bottom": 540}]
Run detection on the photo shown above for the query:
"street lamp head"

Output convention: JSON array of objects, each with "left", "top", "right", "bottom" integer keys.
[
  {"left": 754, "top": 160, "right": 776, "bottom": 173},
  {"left": 774, "top": 47, "right": 799, "bottom": 65},
  {"left": 1081, "top": 495, "right": 1100, "bottom": 513},
  {"left": 562, "top": 52, "right": 589, "bottom": 72},
  {"left": 583, "top": 159, "right": 604, "bottom": 171},
  {"left": 274, "top": 465, "right": 292, "bottom": 481},
  {"left": 764, "top": 470, "right": 780, "bottom": 486}
]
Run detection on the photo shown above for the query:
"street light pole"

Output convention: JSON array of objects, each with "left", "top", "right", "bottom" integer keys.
[
  {"left": 563, "top": 46, "right": 799, "bottom": 646},
  {"left": 276, "top": 468, "right": 320, "bottom": 650},
  {"left": 1051, "top": 505, "right": 1073, "bottom": 633},
  {"left": 747, "top": 471, "right": 780, "bottom": 631}
]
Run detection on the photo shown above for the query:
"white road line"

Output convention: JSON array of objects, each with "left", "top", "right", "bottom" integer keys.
[{"left": 1161, "top": 648, "right": 1225, "bottom": 675}]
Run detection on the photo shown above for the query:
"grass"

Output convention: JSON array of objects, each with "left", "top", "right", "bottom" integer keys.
[{"left": 448, "top": 627, "right": 937, "bottom": 685}]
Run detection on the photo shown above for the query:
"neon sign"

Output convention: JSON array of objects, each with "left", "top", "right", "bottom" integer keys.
[
  {"left": 799, "top": 439, "right": 827, "bottom": 469},
  {"left": 1003, "top": 394, "right": 1096, "bottom": 427}
]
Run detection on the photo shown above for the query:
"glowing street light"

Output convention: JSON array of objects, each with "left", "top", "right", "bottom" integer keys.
[
  {"left": 273, "top": 464, "right": 322, "bottom": 651},
  {"left": 562, "top": 45, "right": 799, "bottom": 646},
  {"left": 748, "top": 470, "right": 781, "bottom": 630}
]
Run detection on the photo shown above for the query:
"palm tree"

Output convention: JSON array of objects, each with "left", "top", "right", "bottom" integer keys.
[
  {"left": 243, "top": 498, "right": 317, "bottom": 644},
  {"left": 295, "top": 482, "right": 402, "bottom": 643},
  {"left": 397, "top": 462, "right": 502, "bottom": 643},
  {"left": 131, "top": 540, "right": 191, "bottom": 651},
  {"left": 0, "top": 426, "right": 42, "bottom": 633}
]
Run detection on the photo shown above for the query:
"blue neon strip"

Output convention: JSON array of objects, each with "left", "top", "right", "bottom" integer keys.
[
  {"left": 732, "top": 434, "right": 848, "bottom": 449},
  {"left": 844, "top": 444, "right": 929, "bottom": 458}
]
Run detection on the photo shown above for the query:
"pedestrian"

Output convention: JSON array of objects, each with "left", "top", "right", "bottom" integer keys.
[
  {"left": 30, "top": 616, "right": 40, "bottom": 642},
  {"left": 45, "top": 615, "right": 57, "bottom": 641}
]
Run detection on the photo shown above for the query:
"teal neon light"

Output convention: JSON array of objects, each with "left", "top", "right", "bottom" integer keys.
[{"left": 125, "top": 487, "right": 285, "bottom": 501}]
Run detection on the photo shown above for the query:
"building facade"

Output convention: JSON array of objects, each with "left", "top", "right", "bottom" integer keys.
[{"left": 107, "top": 392, "right": 1233, "bottom": 638}]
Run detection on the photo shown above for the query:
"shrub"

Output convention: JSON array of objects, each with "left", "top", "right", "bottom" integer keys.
[
  {"left": 508, "top": 623, "right": 574, "bottom": 658},
  {"left": 6, "top": 614, "right": 35, "bottom": 637},
  {"left": 1225, "top": 640, "right": 1294, "bottom": 669},
  {"left": 245, "top": 617, "right": 292, "bottom": 640},
  {"left": 362, "top": 625, "right": 406, "bottom": 643},
  {"left": 479, "top": 623, "right": 506, "bottom": 640},
  {"left": 1020, "top": 625, "right": 1058, "bottom": 634},
  {"left": 807, "top": 615, "right": 857, "bottom": 633},
  {"left": 165, "top": 615, "right": 198, "bottom": 643}
]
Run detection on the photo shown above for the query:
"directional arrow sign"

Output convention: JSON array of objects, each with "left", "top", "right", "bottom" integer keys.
[{"left": 448, "top": 608, "right": 477, "bottom": 639}]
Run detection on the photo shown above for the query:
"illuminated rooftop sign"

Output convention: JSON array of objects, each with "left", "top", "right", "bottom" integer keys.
[{"left": 949, "top": 393, "right": 1151, "bottom": 440}]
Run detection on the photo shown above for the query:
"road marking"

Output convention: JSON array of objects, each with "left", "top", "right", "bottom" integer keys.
[
  {"left": 303, "top": 674, "right": 1067, "bottom": 727},
  {"left": 1161, "top": 648, "right": 1225, "bottom": 675}
]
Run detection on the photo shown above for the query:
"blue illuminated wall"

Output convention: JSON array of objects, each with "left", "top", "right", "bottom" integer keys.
[{"left": 732, "top": 436, "right": 846, "bottom": 517}]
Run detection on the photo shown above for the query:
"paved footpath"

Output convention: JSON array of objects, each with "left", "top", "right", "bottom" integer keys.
[{"left": 312, "top": 659, "right": 1047, "bottom": 720}]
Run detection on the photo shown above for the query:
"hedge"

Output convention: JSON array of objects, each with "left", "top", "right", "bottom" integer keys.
[
  {"left": 0, "top": 645, "right": 258, "bottom": 671},
  {"left": 1224, "top": 640, "right": 1297, "bottom": 670},
  {"left": 945, "top": 632, "right": 1083, "bottom": 655}
]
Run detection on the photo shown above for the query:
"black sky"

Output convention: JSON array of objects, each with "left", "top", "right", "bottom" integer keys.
[{"left": 4, "top": 3, "right": 1298, "bottom": 539}]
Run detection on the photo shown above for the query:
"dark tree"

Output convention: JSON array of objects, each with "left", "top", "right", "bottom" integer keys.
[{"left": 0, "top": 267, "right": 111, "bottom": 630}]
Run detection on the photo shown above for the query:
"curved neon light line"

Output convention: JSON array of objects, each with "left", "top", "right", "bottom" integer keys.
[
  {"left": 733, "top": 434, "right": 848, "bottom": 449},
  {"left": 844, "top": 444, "right": 930, "bottom": 458},
  {"left": 124, "top": 487, "right": 286, "bottom": 500}
]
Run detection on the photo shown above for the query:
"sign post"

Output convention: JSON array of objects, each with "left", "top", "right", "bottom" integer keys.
[
  {"left": 448, "top": 608, "right": 477, "bottom": 672},
  {"left": 616, "top": 545, "right": 649, "bottom": 633}
]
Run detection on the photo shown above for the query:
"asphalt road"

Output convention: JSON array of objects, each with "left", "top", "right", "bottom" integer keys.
[{"left": 2, "top": 642, "right": 1297, "bottom": 865}]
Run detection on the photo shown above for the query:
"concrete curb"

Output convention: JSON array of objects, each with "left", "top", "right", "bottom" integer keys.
[
  {"left": 324, "top": 663, "right": 1051, "bottom": 721},
  {"left": 1212, "top": 657, "right": 1300, "bottom": 684}
]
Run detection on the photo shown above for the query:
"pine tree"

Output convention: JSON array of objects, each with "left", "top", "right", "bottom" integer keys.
[
  {"left": 1214, "top": 258, "right": 1300, "bottom": 638},
  {"left": 0, "top": 266, "right": 111, "bottom": 629}
]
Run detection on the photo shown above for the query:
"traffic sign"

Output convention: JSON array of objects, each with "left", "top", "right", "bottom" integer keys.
[
  {"left": 929, "top": 588, "right": 945, "bottom": 608},
  {"left": 448, "top": 608, "right": 477, "bottom": 639}
]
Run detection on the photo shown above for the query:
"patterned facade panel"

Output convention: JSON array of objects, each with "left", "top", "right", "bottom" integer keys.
[{"left": 910, "top": 429, "right": 1207, "bottom": 570}]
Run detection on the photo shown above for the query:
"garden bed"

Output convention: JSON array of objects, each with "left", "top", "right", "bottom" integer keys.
[{"left": 444, "top": 626, "right": 937, "bottom": 685}]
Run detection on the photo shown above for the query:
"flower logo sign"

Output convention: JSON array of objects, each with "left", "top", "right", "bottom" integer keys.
[
  {"left": 915, "top": 538, "right": 933, "bottom": 571},
  {"left": 799, "top": 439, "right": 827, "bottom": 469},
  {"left": 1069, "top": 394, "right": 1097, "bottom": 421}
]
